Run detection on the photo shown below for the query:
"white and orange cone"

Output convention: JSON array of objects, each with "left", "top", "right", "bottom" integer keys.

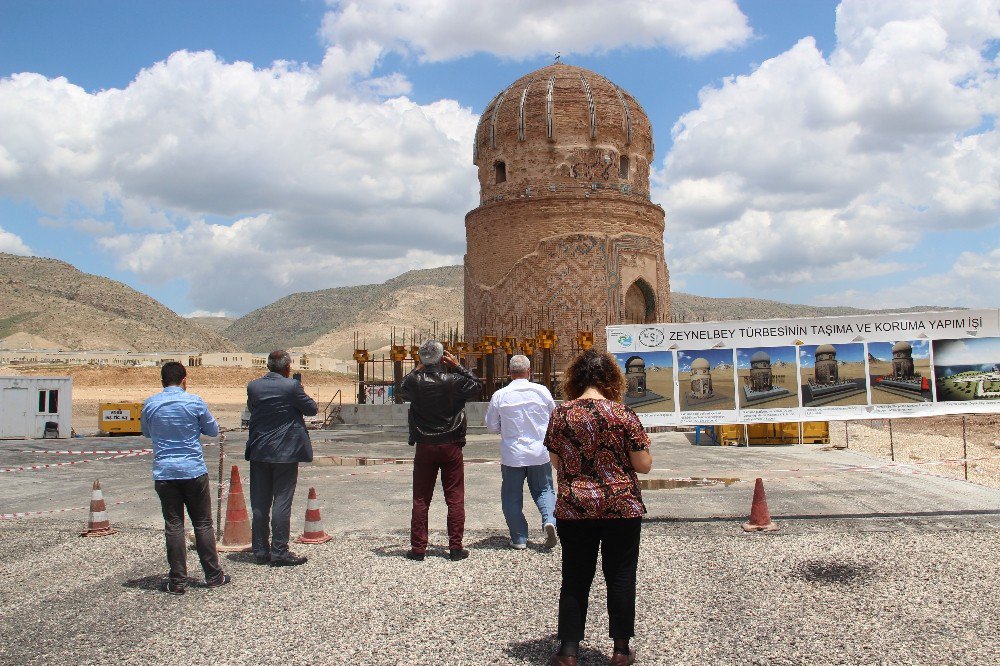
[
  {"left": 295, "top": 487, "right": 332, "bottom": 544},
  {"left": 217, "top": 465, "right": 252, "bottom": 552},
  {"left": 81, "top": 479, "right": 117, "bottom": 537}
]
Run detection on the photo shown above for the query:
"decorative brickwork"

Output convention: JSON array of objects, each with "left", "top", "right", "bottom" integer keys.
[{"left": 465, "top": 63, "right": 670, "bottom": 364}]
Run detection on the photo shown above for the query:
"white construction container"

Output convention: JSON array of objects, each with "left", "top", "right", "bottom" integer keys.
[{"left": 0, "top": 376, "right": 73, "bottom": 439}]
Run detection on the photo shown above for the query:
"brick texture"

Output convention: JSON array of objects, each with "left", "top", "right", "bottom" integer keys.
[{"left": 464, "top": 63, "right": 670, "bottom": 364}]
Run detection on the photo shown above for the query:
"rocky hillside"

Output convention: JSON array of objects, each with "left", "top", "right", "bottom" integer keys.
[
  {"left": 224, "top": 264, "right": 954, "bottom": 358},
  {"left": 222, "top": 266, "right": 463, "bottom": 357},
  {"left": 0, "top": 253, "right": 238, "bottom": 351},
  {"left": 187, "top": 316, "right": 236, "bottom": 334}
]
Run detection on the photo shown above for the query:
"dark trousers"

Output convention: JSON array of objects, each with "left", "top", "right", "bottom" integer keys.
[
  {"left": 154, "top": 473, "right": 223, "bottom": 585},
  {"left": 410, "top": 442, "right": 465, "bottom": 552},
  {"left": 249, "top": 461, "right": 299, "bottom": 558},
  {"left": 557, "top": 517, "right": 642, "bottom": 641}
]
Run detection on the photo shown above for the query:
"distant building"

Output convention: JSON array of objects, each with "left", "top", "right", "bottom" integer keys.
[
  {"left": 749, "top": 351, "right": 773, "bottom": 391},
  {"left": 689, "top": 358, "right": 713, "bottom": 398},
  {"left": 814, "top": 344, "right": 839, "bottom": 384},
  {"left": 0, "top": 376, "right": 72, "bottom": 438},
  {"left": 891, "top": 341, "right": 915, "bottom": 379},
  {"left": 625, "top": 356, "right": 647, "bottom": 398}
]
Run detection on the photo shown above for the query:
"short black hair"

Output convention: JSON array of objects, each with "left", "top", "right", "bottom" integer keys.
[{"left": 161, "top": 361, "right": 187, "bottom": 387}]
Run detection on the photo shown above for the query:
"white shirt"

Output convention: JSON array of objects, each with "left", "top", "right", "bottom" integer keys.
[{"left": 485, "top": 378, "right": 556, "bottom": 467}]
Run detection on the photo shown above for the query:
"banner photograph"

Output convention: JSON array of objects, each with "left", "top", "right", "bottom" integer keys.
[{"left": 607, "top": 309, "right": 1000, "bottom": 426}]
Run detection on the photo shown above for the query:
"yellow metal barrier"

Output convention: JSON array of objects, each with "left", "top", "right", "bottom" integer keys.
[{"left": 713, "top": 422, "right": 829, "bottom": 446}]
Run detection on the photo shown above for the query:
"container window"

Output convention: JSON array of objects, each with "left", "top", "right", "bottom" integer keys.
[{"left": 38, "top": 390, "right": 58, "bottom": 414}]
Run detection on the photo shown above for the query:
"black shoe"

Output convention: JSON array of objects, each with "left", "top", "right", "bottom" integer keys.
[
  {"left": 161, "top": 580, "right": 186, "bottom": 595},
  {"left": 449, "top": 548, "right": 469, "bottom": 561},
  {"left": 405, "top": 550, "right": 425, "bottom": 561},
  {"left": 269, "top": 552, "right": 308, "bottom": 567},
  {"left": 205, "top": 573, "right": 231, "bottom": 588},
  {"left": 254, "top": 554, "right": 270, "bottom": 565}
]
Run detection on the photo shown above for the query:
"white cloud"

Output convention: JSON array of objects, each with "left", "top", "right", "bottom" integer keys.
[
  {"left": 320, "top": 0, "right": 752, "bottom": 67},
  {"left": 658, "top": 0, "right": 1000, "bottom": 288},
  {"left": 0, "top": 50, "right": 478, "bottom": 312},
  {"left": 99, "top": 214, "right": 462, "bottom": 313},
  {"left": 184, "top": 310, "right": 230, "bottom": 318},
  {"left": 0, "top": 225, "right": 31, "bottom": 255},
  {"left": 816, "top": 243, "right": 1000, "bottom": 309}
]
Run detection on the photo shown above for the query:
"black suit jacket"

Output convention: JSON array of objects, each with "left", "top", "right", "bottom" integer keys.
[{"left": 245, "top": 372, "right": 319, "bottom": 463}]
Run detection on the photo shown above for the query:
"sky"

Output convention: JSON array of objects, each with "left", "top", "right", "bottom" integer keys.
[
  {"left": 798, "top": 342, "right": 866, "bottom": 367},
  {"left": 1, "top": 0, "right": 998, "bottom": 318},
  {"left": 736, "top": 345, "right": 798, "bottom": 368}
]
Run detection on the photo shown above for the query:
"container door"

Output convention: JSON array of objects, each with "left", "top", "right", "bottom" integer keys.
[{"left": 1, "top": 388, "right": 30, "bottom": 438}]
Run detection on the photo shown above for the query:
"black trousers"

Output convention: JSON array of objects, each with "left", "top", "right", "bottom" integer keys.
[
  {"left": 249, "top": 461, "right": 299, "bottom": 558},
  {"left": 556, "top": 517, "right": 642, "bottom": 641},
  {"left": 154, "top": 473, "right": 223, "bottom": 585}
]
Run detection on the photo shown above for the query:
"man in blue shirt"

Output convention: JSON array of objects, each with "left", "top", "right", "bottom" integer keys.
[{"left": 142, "top": 361, "right": 230, "bottom": 595}]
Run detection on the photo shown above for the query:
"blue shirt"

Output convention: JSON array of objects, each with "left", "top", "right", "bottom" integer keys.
[{"left": 141, "top": 386, "right": 219, "bottom": 481}]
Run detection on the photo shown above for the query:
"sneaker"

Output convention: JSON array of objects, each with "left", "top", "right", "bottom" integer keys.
[
  {"left": 205, "top": 573, "right": 231, "bottom": 588},
  {"left": 449, "top": 548, "right": 470, "bottom": 561},
  {"left": 405, "top": 550, "right": 425, "bottom": 562},
  {"left": 510, "top": 541, "right": 528, "bottom": 550},
  {"left": 161, "top": 580, "right": 185, "bottom": 595},
  {"left": 269, "top": 552, "right": 308, "bottom": 567},
  {"left": 543, "top": 523, "right": 558, "bottom": 549}
]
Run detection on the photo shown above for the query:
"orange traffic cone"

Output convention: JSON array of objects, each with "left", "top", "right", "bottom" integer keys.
[
  {"left": 741, "top": 477, "right": 778, "bottom": 532},
  {"left": 295, "top": 487, "right": 332, "bottom": 544},
  {"left": 217, "top": 465, "right": 252, "bottom": 552},
  {"left": 81, "top": 479, "right": 116, "bottom": 537}
]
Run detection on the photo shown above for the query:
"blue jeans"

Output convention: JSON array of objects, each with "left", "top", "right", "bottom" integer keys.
[{"left": 501, "top": 462, "right": 556, "bottom": 545}]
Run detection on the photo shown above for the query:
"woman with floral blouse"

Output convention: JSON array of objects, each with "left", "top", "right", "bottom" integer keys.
[{"left": 545, "top": 350, "right": 652, "bottom": 666}]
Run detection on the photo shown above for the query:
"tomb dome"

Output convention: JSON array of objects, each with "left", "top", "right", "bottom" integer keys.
[
  {"left": 626, "top": 356, "right": 646, "bottom": 370},
  {"left": 691, "top": 358, "right": 710, "bottom": 371},
  {"left": 816, "top": 344, "right": 837, "bottom": 354},
  {"left": 892, "top": 341, "right": 912, "bottom": 352},
  {"left": 750, "top": 351, "right": 770, "bottom": 363}
]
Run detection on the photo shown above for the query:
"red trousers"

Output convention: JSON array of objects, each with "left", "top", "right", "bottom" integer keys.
[{"left": 410, "top": 442, "right": 465, "bottom": 552}]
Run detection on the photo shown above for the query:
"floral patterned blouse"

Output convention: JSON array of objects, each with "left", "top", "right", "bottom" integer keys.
[{"left": 543, "top": 398, "right": 650, "bottom": 520}]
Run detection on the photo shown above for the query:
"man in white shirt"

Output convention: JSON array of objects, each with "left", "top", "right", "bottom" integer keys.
[{"left": 485, "top": 355, "right": 558, "bottom": 549}]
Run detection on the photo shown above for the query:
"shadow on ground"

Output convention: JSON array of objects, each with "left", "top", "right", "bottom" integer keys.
[{"left": 505, "top": 635, "right": 608, "bottom": 664}]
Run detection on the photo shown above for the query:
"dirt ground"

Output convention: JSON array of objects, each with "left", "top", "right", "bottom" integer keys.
[
  {"left": 828, "top": 413, "right": 1000, "bottom": 490},
  {"left": 0, "top": 365, "right": 356, "bottom": 433}
]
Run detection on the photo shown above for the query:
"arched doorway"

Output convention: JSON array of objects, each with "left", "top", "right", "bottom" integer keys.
[{"left": 624, "top": 279, "right": 656, "bottom": 324}]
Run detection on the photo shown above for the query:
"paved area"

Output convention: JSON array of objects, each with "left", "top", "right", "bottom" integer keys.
[{"left": 1, "top": 430, "right": 999, "bottom": 664}]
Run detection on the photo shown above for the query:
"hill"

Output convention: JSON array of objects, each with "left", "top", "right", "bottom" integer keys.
[
  {"left": 224, "top": 264, "right": 955, "bottom": 358},
  {"left": 0, "top": 253, "right": 238, "bottom": 352},
  {"left": 187, "top": 316, "right": 236, "bottom": 334},
  {"left": 222, "top": 266, "right": 463, "bottom": 357}
]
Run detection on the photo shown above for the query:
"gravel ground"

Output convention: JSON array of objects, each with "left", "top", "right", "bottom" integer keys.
[
  {"left": 829, "top": 416, "right": 1000, "bottom": 489},
  {"left": 1, "top": 519, "right": 998, "bottom": 665}
]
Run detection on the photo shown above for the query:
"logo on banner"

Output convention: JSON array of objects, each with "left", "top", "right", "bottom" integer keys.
[
  {"left": 638, "top": 328, "right": 665, "bottom": 347},
  {"left": 616, "top": 333, "right": 633, "bottom": 348}
]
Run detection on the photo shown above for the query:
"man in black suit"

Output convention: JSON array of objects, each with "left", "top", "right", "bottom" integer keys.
[{"left": 245, "top": 350, "right": 318, "bottom": 566}]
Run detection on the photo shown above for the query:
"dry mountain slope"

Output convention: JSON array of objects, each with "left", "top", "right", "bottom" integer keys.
[
  {"left": 0, "top": 253, "right": 237, "bottom": 351},
  {"left": 223, "top": 266, "right": 463, "bottom": 357},
  {"left": 226, "top": 264, "right": 955, "bottom": 358}
]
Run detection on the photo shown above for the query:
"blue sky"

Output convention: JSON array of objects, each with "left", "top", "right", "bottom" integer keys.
[
  {"left": 1, "top": 1, "right": 997, "bottom": 317},
  {"left": 736, "top": 345, "right": 798, "bottom": 369},
  {"left": 677, "top": 348, "right": 735, "bottom": 372},
  {"left": 799, "top": 342, "right": 866, "bottom": 367},
  {"left": 614, "top": 351, "right": 674, "bottom": 371},
  {"left": 868, "top": 339, "right": 930, "bottom": 361}
]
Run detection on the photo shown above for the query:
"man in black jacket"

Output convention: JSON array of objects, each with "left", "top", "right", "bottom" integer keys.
[
  {"left": 398, "top": 339, "right": 482, "bottom": 561},
  {"left": 245, "top": 350, "right": 318, "bottom": 567}
]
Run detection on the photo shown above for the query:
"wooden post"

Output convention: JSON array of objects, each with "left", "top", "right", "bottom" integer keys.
[
  {"left": 888, "top": 419, "right": 894, "bottom": 462},
  {"left": 962, "top": 415, "right": 969, "bottom": 481}
]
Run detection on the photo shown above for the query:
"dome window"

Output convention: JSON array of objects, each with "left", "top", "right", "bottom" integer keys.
[
  {"left": 619, "top": 156, "right": 630, "bottom": 179},
  {"left": 495, "top": 161, "right": 507, "bottom": 184}
]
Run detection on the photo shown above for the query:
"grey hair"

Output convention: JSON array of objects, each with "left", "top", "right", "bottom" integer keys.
[
  {"left": 418, "top": 339, "right": 444, "bottom": 365},
  {"left": 267, "top": 350, "right": 292, "bottom": 373},
  {"left": 509, "top": 354, "right": 531, "bottom": 375}
]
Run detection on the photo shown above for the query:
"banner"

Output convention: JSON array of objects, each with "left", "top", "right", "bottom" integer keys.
[{"left": 606, "top": 309, "right": 1000, "bottom": 426}]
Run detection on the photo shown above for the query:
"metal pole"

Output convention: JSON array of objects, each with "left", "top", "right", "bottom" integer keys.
[
  {"left": 216, "top": 433, "right": 225, "bottom": 539},
  {"left": 888, "top": 419, "right": 894, "bottom": 462},
  {"left": 845, "top": 420, "right": 850, "bottom": 448},
  {"left": 962, "top": 415, "right": 968, "bottom": 481}
]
